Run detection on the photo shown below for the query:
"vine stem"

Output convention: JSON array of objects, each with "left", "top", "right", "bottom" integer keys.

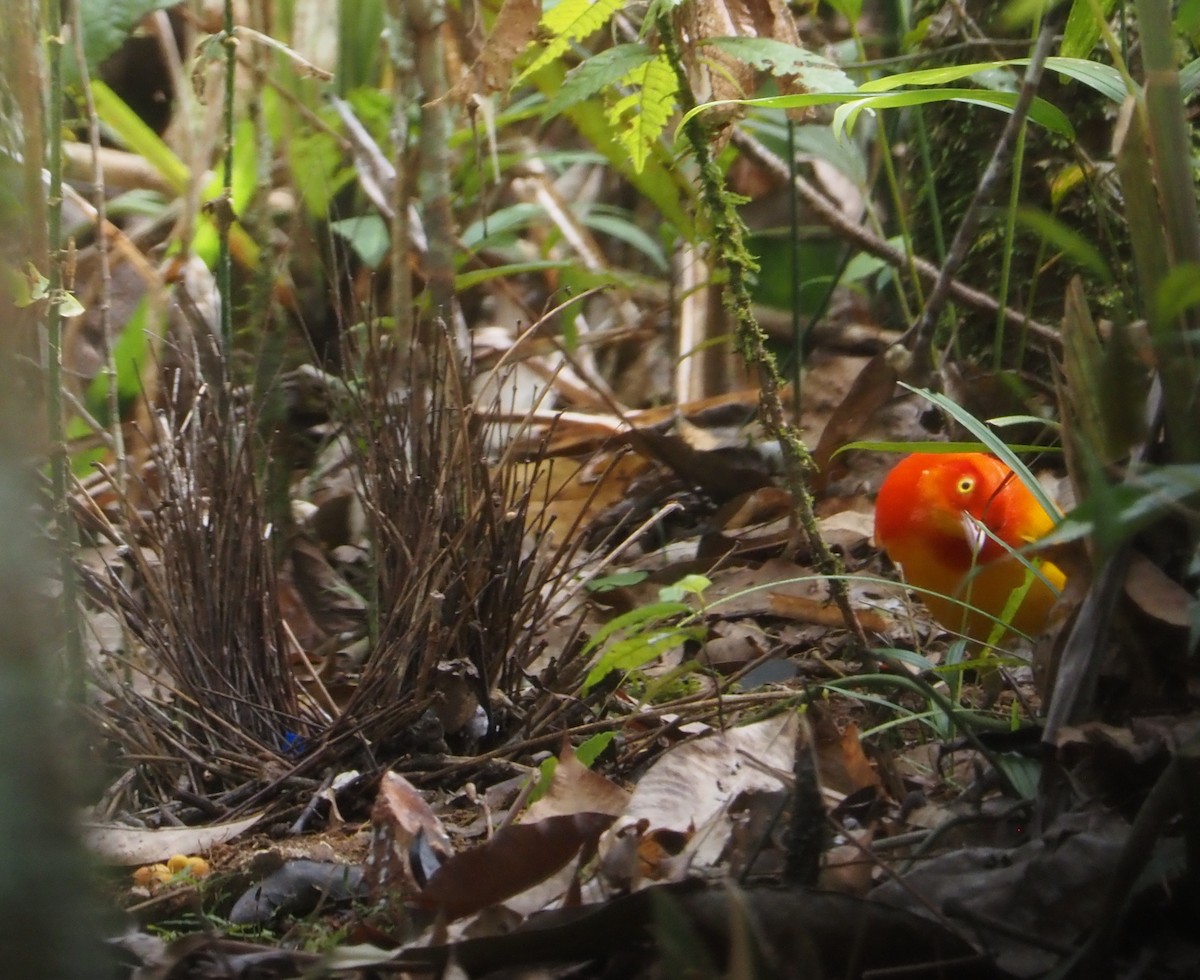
[
  {"left": 658, "top": 18, "right": 872, "bottom": 661},
  {"left": 218, "top": 0, "right": 237, "bottom": 357},
  {"left": 46, "top": 0, "right": 84, "bottom": 693}
]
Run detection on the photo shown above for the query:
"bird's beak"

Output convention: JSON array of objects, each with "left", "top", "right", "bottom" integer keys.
[{"left": 960, "top": 512, "right": 988, "bottom": 558}]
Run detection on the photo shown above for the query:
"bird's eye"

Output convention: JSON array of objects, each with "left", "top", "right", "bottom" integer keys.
[{"left": 956, "top": 476, "right": 975, "bottom": 495}]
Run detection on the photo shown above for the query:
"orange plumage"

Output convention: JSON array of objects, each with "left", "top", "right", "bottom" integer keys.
[{"left": 874, "top": 453, "right": 1066, "bottom": 644}]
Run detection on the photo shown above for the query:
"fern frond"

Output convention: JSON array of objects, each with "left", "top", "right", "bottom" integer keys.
[
  {"left": 519, "top": 0, "right": 626, "bottom": 83},
  {"left": 607, "top": 54, "right": 678, "bottom": 173},
  {"left": 543, "top": 43, "right": 655, "bottom": 118}
]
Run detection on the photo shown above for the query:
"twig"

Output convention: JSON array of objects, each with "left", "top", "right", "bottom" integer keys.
[
  {"left": 71, "top": 5, "right": 127, "bottom": 496},
  {"left": 906, "top": 19, "right": 1060, "bottom": 366},
  {"left": 730, "top": 129, "right": 1058, "bottom": 347}
]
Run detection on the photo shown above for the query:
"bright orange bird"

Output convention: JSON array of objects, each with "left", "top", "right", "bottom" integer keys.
[{"left": 874, "top": 453, "right": 1067, "bottom": 644}]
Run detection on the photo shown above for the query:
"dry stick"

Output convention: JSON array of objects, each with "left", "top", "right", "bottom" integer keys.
[
  {"left": 729, "top": 130, "right": 1059, "bottom": 348},
  {"left": 70, "top": 11, "right": 127, "bottom": 498},
  {"left": 660, "top": 21, "right": 872, "bottom": 660},
  {"left": 905, "top": 19, "right": 1060, "bottom": 368},
  {"left": 384, "top": 0, "right": 416, "bottom": 357}
]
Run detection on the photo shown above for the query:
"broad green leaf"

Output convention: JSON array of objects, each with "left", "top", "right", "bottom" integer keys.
[
  {"left": 92, "top": 80, "right": 189, "bottom": 194},
  {"left": 543, "top": 43, "right": 654, "bottom": 118},
  {"left": 454, "top": 260, "right": 573, "bottom": 290},
  {"left": 1179, "top": 0, "right": 1200, "bottom": 42},
  {"left": 659, "top": 574, "right": 711, "bottom": 601},
  {"left": 679, "top": 88, "right": 1072, "bottom": 141},
  {"left": 289, "top": 128, "right": 355, "bottom": 218},
  {"left": 57, "top": 290, "right": 86, "bottom": 317},
  {"left": 583, "top": 209, "right": 669, "bottom": 270},
  {"left": 462, "top": 202, "right": 548, "bottom": 249},
  {"left": 832, "top": 89, "right": 1073, "bottom": 140},
  {"left": 583, "top": 626, "right": 698, "bottom": 692},
  {"left": 1038, "top": 57, "right": 1128, "bottom": 101},
  {"left": 703, "top": 37, "right": 854, "bottom": 92},
  {"left": 519, "top": 0, "right": 625, "bottom": 83},
  {"left": 1061, "top": 0, "right": 1118, "bottom": 57},
  {"left": 1181, "top": 56, "right": 1200, "bottom": 98},
  {"left": 330, "top": 215, "right": 389, "bottom": 269},
  {"left": 581, "top": 600, "right": 692, "bottom": 658},
  {"left": 586, "top": 571, "right": 651, "bottom": 592},
  {"left": 575, "top": 731, "right": 616, "bottom": 766},
  {"left": 1155, "top": 263, "right": 1200, "bottom": 324},
  {"left": 1015, "top": 206, "right": 1112, "bottom": 282},
  {"left": 66, "top": 0, "right": 178, "bottom": 84},
  {"left": 857, "top": 57, "right": 1126, "bottom": 102}
]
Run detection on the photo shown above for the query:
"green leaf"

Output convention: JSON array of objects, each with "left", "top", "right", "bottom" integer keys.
[
  {"left": 330, "top": 215, "right": 390, "bottom": 269},
  {"left": 583, "top": 626, "right": 697, "bottom": 692},
  {"left": 454, "top": 260, "right": 574, "bottom": 291},
  {"left": 582, "top": 208, "right": 669, "bottom": 270},
  {"left": 679, "top": 88, "right": 1072, "bottom": 141},
  {"left": 824, "top": 0, "right": 863, "bottom": 23},
  {"left": 1061, "top": 0, "right": 1118, "bottom": 58},
  {"left": 57, "top": 291, "right": 86, "bottom": 317},
  {"left": 1038, "top": 57, "right": 1128, "bottom": 101},
  {"left": 856, "top": 57, "right": 1127, "bottom": 103},
  {"left": 581, "top": 600, "right": 693, "bottom": 658},
  {"left": 1179, "top": 0, "right": 1200, "bottom": 42},
  {"left": 1155, "top": 263, "right": 1200, "bottom": 324},
  {"left": 91, "top": 80, "right": 189, "bottom": 194},
  {"left": 462, "top": 202, "right": 548, "bottom": 249},
  {"left": 519, "top": 0, "right": 626, "bottom": 83},
  {"left": 289, "top": 129, "right": 355, "bottom": 218},
  {"left": 832, "top": 89, "right": 1073, "bottom": 140},
  {"left": 192, "top": 118, "right": 259, "bottom": 268},
  {"left": 1014, "top": 206, "right": 1112, "bottom": 282},
  {"left": 67, "top": 0, "right": 179, "bottom": 84},
  {"left": 837, "top": 439, "right": 1055, "bottom": 456},
  {"left": 1182, "top": 56, "right": 1200, "bottom": 98},
  {"left": 702, "top": 37, "right": 854, "bottom": 93},
  {"left": 575, "top": 731, "right": 616, "bottom": 766},
  {"left": 543, "top": 43, "right": 655, "bottom": 119},
  {"left": 586, "top": 571, "right": 651, "bottom": 592},
  {"left": 658, "top": 574, "right": 711, "bottom": 601}
]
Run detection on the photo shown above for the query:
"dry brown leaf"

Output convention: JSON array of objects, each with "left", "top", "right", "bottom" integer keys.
[
  {"left": 818, "top": 827, "right": 875, "bottom": 895},
  {"left": 813, "top": 719, "right": 881, "bottom": 797},
  {"left": 364, "top": 772, "right": 453, "bottom": 899},
  {"left": 602, "top": 713, "right": 802, "bottom": 878},
  {"left": 418, "top": 812, "right": 615, "bottom": 920},
  {"left": 769, "top": 590, "right": 891, "bottom": 633},
  {"left": 442, "top": 0, "right": 542, "bottom": 105},
  {"left": 1124, "top": 552, "right": 1191, "bottom": 628},
  {"left": 811, "top": 349, "right": 901, "bottom": 493},
  {"left": 85, "top": 813, "right": 262, "bottom": 866},
  {"left": 521, "top": 745, "right": 631, "bottom": 824}
]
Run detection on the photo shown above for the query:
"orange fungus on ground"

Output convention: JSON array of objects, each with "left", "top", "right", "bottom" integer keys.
[{"left": 874, "top": 453, "right": 1067, "bottom": 644}]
